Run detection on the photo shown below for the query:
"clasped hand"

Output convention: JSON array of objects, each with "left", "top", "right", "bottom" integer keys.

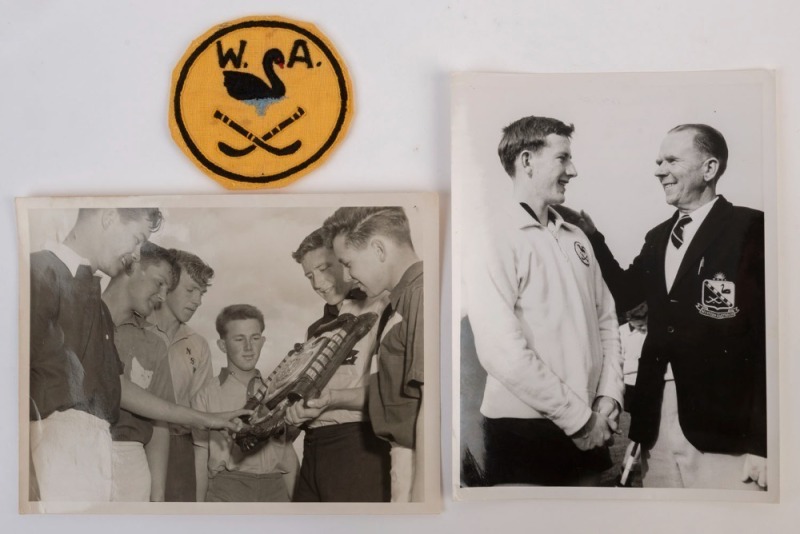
[{"left": 571, "top": 396, "right": 620, "bottom": 451}]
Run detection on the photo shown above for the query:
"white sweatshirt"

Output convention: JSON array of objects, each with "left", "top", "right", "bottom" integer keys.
[{"left": 465, "top": 202, "right": 623, "bottom": 436}]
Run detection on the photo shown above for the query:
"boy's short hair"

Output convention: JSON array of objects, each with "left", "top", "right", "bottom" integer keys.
[
  {"left": 291, "top": 227, "right": 329, "bottom": 263},
  {"left": 77, "top": 207, "right": 163, "bottom": 232},
  {"left": 117, "top": 208, "right": 164, "bottom": 232},
  {"left": 172, "top": 249, "right": 214, "bottom": 290},
  {"left": 323, "top": 207, "right": 413, "bottom": 250},
  {"left": 125, "top": 242, "right": 179, "bottom": 291},
  {"left": 215, "top": 304, "right": 265, "bottom": 338},
  {"left": 497, "top": 116, "right": 575, "bottom": 176}
]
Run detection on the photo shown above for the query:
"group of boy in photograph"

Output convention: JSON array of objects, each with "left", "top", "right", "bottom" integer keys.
[
  {"left": 28, "top": 206, "right": 425, "bottom": 503},
  {"left": 466, "top": 117, "right": 767, "bottom": 490}
]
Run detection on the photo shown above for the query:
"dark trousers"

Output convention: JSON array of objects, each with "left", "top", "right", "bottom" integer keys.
[
  {"left": 207, "top": 471, "right": 289, "bottom": 502},
  {"left": 165, "top": 433, "right": 196, "bottom": 502},
  {"left": 293, "top": 422, "right": 391, "bottom": 502},
  {"left": 623, "top": 385, "right": 636, "bottom": 414},
  {"left": 483, "top": 417, "right": 611, "bottom": 486}
]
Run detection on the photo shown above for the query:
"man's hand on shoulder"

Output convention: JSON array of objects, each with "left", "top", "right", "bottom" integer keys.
[
  {"left": 741, "top": 454, "right": 767, "bottom": 489},
  {"left": 553, "top": 205, "right": 597, "bottom": 235}
]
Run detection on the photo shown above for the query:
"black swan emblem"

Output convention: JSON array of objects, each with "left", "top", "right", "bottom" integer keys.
[{"left": 223, "top": 48, "right": 286, "bottom": 116}]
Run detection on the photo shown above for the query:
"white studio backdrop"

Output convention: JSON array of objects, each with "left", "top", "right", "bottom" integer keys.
[
  {"left": 2, "top": 0, "right": 800, "bottom": 533},
  {"left": 455, "top": 71, "right": 768, "bottom": 269}
]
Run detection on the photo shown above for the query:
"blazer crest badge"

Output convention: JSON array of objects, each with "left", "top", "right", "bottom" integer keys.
[{"left": 697, "top": 272, "right": 739, "bottom": 319}]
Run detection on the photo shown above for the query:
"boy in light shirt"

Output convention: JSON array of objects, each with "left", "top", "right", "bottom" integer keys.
[{"left": 193, "top": 304, "right": 299, "bottom": 502}]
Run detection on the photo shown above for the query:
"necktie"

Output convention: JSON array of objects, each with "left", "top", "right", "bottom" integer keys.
[
  {"left": 670, "top": 215, "right": 692, "bottom": 249},
  {"left": 307, "top": 288, "right": 369, "bottom": 339}
]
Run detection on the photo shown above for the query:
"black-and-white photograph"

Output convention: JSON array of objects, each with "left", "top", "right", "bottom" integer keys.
[
  {"left": 17, "top": 193, "right": 440, "bottom": 514},
  {"left": 452, "top": 70, "right": 777, "bottom": 501}
]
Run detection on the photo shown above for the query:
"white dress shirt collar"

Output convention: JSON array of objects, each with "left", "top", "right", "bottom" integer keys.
[
  {"left": 42, "top": 240, "right": 94, "bottom": 278},
  {"left": 664, "top": 196, "right": 719, "bottom": 292}
]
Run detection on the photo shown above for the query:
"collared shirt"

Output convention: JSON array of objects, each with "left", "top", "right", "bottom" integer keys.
[
  {"left": 307, "top": 293, "right": 389, "bottom": 428},
  {"left": 43, "top": 240, "right": 92, "bottom": 277},
  {"left": 149, "top": 320, "right": 213, "bottom": 434},
  {"left": 110, "top": 314, "right": 175, "bottom": 443},
  {"left": 519, "top": 203, "right": 556, "bottom": 225},
  {"left": 368, "top": 261, "right": 424, "bottom": 449},
  {"left": 664, "top": 196, "right": 719, "bottom": 291},
  {"left": 192, "top": 367, "right": 299, "bottom": 478},
  {"left": 465, "top": 200, "right": 623, "bottom": 436},
  {"left": 149, "top": 321, "right": 213, "bottom": 408}
]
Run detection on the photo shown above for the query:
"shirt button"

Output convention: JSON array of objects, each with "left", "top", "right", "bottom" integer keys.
[{"left": 667, "top": 326, "right": 675, "bottom": 334}]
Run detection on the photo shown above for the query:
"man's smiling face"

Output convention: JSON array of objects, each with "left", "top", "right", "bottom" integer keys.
[
  {"left": 526, "top": 134, "right": 577, "bottom": 208},
  {"left": 655, "top": 129, "right": 712, "bottom": 212},
  {"left": 300, "top": 246, "right": 352, "bottom": 306}
]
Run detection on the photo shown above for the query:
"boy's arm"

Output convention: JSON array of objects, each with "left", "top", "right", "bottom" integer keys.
[
  {"left": 391, "top": 279, "right": 425, "bottom": 503},
  {"left": 144, "top": 342, "right": 174, "bottom": 501},
  {"left": 410, "top": 385, "right": 424, "bottom": 502},
  {"left": 403, "top": 283, "right": 425, "bottom": 394},
  {"left": 191, "top": 388, "right": 211, "bottom": 502},
  {"left": 120, "top": 377, "right": 249, "bottom": 431},
  {"left": 144, "top": 422, "right": 169, "bottom": 501},
  {"left": 591, "top": 243, "right": 624, "bottom": 419},
  {"left": 189, "top": 338, "right": 214, "bottom": 401},
  {"left": 284, "top": 385, "right": 367, "bottom": 425},
  {"left": 194, "top": 445, "right": 209, "bottom": 502}
]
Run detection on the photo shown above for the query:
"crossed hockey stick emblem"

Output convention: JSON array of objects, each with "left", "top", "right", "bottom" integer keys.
[
  {"left": 213, "top": 107, "right": 305, "bottom": 157},
  {"left": 703, "top": 280, "right": 734, "bottom": 308}
]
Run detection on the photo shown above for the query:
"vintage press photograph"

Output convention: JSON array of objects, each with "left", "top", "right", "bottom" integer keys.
[
  {"left": 452, "top": 70, "right": 777, "bottom": 501},
  {"left": 17, "top": 193, "right": 440, "bottom": 514}
]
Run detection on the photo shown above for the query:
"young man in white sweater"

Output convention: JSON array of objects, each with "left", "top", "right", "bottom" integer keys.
[{"left": 465, "top": 116, "right": 624, "bottom": 486}]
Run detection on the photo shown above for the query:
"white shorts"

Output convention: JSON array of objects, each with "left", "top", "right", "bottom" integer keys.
[
  {"left": 111, "top": 441, "right": 151, "bottom": 501},
  {"left": 30, "top": 409, "right": 113, "bottom": 501},
  {"left": 389, "top": 444, "right": 415, "bottom": 502}
]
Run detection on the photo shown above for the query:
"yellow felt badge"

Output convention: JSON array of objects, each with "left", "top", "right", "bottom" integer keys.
[{"left": 169, "top": 16, "right": 353, "bottom": 189}]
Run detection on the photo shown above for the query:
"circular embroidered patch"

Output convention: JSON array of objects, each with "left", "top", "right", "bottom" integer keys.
[
  {"left": 169, "top": 17, "right": 353, "bottom": 189},
  {"left": 574, "top": 241, "right": 590, "bottom": 266}
]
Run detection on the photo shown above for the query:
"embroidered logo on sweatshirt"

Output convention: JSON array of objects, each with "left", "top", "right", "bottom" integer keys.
[{"left": 574, "top": 241, "right": 590, "bottom": 266}]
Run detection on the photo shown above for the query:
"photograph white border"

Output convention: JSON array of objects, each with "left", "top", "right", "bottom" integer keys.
[
  {"left": 17, "top": 192, "right": 441, "bottom": 515},
  {"left": 451, "top": 70, "right": 779, "bottom": 503}
]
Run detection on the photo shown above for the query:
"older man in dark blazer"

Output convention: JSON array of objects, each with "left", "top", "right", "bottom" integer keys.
[{"left": 563, "top": 124, "right": 766, "bottom": 489}]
